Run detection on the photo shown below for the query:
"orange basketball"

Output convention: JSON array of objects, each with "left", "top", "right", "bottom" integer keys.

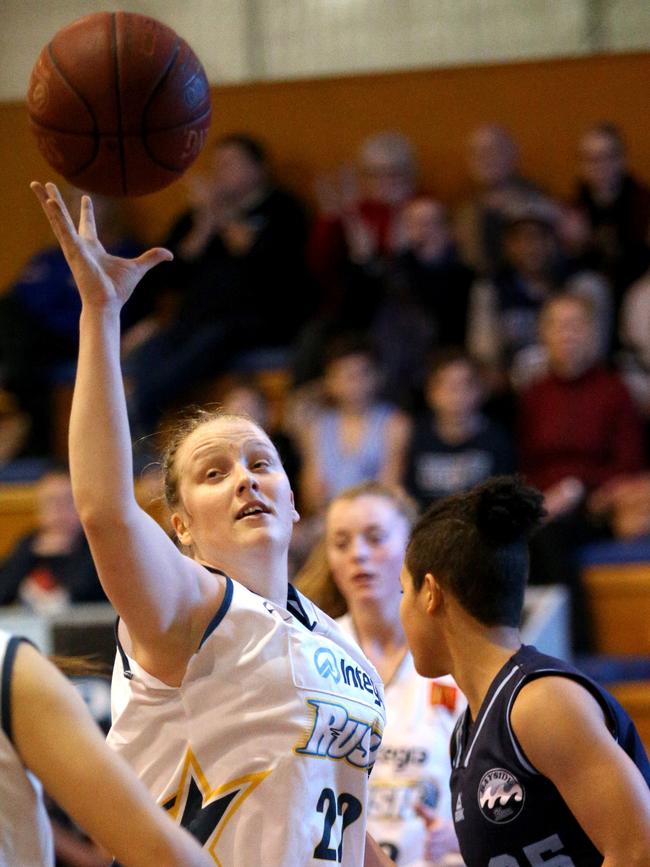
[{"left": 27, "top": 11, "right": 212, "bottom": 196}]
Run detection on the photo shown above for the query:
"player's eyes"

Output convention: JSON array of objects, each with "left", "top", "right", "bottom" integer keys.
[
  {"left": 206, "top": 468, "right": 225, "bottom": 479},
  {"left": 253, "top": 459, "right": 271, "bottom": 469}
]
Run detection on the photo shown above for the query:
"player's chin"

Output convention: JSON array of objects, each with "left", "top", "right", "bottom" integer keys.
[
  {"left": 409, "top": 645, "right": 439, "bottom": 679},
  {"left": 236, "top": 518, "right": 289, "bottom": 545}
]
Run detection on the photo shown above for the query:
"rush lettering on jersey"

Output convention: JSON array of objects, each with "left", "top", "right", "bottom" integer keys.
[{"left": 296, "top": 699, "right": 383, "bottom": 771}]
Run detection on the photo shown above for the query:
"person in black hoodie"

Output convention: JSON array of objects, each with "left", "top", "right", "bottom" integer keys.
[
  {"left": 575, "top": 122, "right": 650, "bottom": 308},
  {"left": 124, "top": 134, "right": 312, "bottom": 436}
]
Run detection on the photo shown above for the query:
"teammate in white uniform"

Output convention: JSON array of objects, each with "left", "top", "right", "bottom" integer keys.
[
  {"left": 296, "top": 481, "right": 465, "bottom": 866},
  {"left": 0, "top": 628, "right": 214, "bottom": 867},
  {"left": 31, "top": 182, "right": 387, "bottom": 867},
  {"left": 111, "top": 575, "right": 385, "bottom": 865}
]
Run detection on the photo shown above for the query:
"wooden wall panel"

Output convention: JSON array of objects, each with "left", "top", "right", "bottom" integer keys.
[{"left": 1, "top": 52, "right": 648, "bottom": 289}]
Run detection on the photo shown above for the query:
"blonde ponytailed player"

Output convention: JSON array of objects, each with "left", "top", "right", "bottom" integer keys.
[
  {"left": 296, "top": 481, "right": 464, "bottom": 866},
  {"left": 31, "top": 181, "right": 387, "bottom": 867},
  {"left": 0, "top": 630, "right": 214, "bottom": 866}
]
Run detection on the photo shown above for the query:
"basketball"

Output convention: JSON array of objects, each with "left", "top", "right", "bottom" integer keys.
[{"left": 27, "top": 11, "right": 212, "bottom": 196}]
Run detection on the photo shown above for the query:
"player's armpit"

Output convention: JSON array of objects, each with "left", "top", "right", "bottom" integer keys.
[{"left": 511, "top": 675, "right": 650, "bottom": 866}]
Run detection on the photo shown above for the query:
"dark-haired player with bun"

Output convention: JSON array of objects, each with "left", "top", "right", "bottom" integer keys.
[{"left": 400, "top": 476, "right": 650, "bottom": 866}]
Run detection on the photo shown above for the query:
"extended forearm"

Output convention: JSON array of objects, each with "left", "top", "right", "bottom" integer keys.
[{"left": 69, "top": 305, "right": 137, "bottom": 519}]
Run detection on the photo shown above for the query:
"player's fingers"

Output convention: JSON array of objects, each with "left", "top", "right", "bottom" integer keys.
[
  {"left": 134, "top": 247, "right": 174, "bottom": 277},
  {"left": 78, "top": 195, "right": 98, "bottom": 241},
  {"left": 39, "top": 182, "right": 80, "bottom": 246},
  {"left": 29, "top": 181, "right": 73, "bottom": 248},
  {"left": 29, "top": 181, "right": 48, "bottom": 204},
  {"left": 44, "top": 183, "right": 77, "bottom": 229},
  {"left": 30, "top": 181, "right": 60, "bottom": 223}
]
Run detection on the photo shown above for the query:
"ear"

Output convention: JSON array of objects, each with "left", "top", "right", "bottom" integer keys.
[
  {"left": 290, "top": 489, "right": 300, "bottom": 524},
  {"left": 422, "top": 572, "right": 444, "bottom": 617},
  {"left": 170, "top": 512, "right": 192, "bottom": 548}
]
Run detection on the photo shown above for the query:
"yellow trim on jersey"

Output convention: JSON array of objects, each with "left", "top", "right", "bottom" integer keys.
[{"left": 163, "top": 746, "right": 272, "bottom": 865}]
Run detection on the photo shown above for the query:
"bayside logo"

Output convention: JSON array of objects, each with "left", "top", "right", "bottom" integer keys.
[
  {"left": 313, "top": 647, "right": 383, "bottom": 708},
  {"left": 478, "top": 768, "right": 525, "bottom": 824}
]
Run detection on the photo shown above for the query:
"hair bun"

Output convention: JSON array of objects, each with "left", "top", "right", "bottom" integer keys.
[{"left": 475, "top": 476, "right": 546, "bottom": 545}]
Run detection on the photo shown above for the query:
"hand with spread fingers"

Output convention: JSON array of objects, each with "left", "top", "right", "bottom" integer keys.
[{"left": 30, "top": 181, "right": 173, "bottom": 310}]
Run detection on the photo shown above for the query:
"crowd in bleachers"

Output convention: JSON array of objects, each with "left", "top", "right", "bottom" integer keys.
[{"left": 1, "top": 121, "right": 650, "bottom": 653}]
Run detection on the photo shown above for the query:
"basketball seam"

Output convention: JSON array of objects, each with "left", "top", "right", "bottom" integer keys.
[
  {"left": 141, "top": 39, "right": 202, "bottom": 172},
  {"left": 144, "top": 105, "right": 212, "bottom": 172},
  {"left": 112, "top": 13, "right": 127, "bottom": 196},
  {"left": 44, "top": 43, "right": 99, "bottom": 176},
  {"left": 29, "top": 107, "right": 212, "bottom": 138}
]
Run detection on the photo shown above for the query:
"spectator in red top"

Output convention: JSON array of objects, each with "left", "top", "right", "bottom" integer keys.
[
  {"left": 518, "top": 293, "right": 646, "bottom": 650},
  {"left": 309, "top": 130, "right": 418, "bottom": 305},
  {"left": 519, "top": 294, "right": 644, "bottom": 498}
]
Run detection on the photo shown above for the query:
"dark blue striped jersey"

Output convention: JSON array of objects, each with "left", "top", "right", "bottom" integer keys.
[{"left": 450, "top": 644, "right": 650, "bottom": 866}]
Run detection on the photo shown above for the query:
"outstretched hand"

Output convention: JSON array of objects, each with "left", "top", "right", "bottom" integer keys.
[{"left": 30, "top": 181, "right": 173, "bottom": 310}]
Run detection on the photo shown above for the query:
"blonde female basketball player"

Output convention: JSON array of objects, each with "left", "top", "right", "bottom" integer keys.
[
  {"left": 31, "top": 182, "right": 386, "bottom": 867},
  {"left": 0, "top": 630, "right": 213, "bottom": 866},
  {"left": 296, "top": 481, "right": 464, "bottom": 866}
]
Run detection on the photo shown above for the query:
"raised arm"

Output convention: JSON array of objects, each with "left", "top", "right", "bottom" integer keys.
[
  {"left": 31, "top": 183, "right": 213, "bottom": 674},
  {"left": 512, "top": 676, "right": 650, "bottom": 866},
  {"left": 12, "top": 642, "right": 213, "bottom": 867}
]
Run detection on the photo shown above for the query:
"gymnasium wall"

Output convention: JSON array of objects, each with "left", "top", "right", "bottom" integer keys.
[
  {"left": 1, "top": 0, "right": 649, "bottom": 98},
  {"left": 1, "top": 50, "right": 649, "bottom": 289}
]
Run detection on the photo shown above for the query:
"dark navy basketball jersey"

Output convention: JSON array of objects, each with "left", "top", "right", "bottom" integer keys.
[{"left": 450, "top": 644, "right": 650, "bottom": 866}]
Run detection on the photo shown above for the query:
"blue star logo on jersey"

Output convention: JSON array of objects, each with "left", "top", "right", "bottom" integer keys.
[
  {"left": 160, "top": 747, "right": 271, "bottom": 865},
  {"left": 314, "top": 647, "right": 341, "bottom": 682}
]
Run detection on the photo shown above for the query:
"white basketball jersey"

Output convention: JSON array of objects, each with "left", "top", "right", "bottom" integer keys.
[
  {"left": 0, "top": 630, "right": 54, "bottom": 867},
  {"left": 109, "top": 575, "right": 386, "bottom": 866},
  {"left": 337, "top": 615, "right": 464, "bottom": 867}
]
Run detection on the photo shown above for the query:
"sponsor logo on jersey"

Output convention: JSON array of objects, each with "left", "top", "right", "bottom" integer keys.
[
  {"left": 376, "top": 745, "right": 428, "bottom": 771},
  {"left": 314, "top": 647, "right": 341, "bottom": 683},
  {"left": 295, "top": 698, "right": 383, "bottom": 771},
  {"left": 477, "top": 768, "right": 525, "bottom": 824},
  {"left": 312, "top": 646, "right": 383, "bottom": 708}
]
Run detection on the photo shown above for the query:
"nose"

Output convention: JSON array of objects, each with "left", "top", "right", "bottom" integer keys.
[
  {"left": 234, "top": 461, "right": 259, "bottom": 495},
  {"left": 349, "top": 535, "right": 370, "bottom": 562}
]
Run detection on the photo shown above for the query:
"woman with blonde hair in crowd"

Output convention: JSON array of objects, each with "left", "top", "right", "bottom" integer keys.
[{"left": 296, "top": 481, "right": 464, "bottom": 866}]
